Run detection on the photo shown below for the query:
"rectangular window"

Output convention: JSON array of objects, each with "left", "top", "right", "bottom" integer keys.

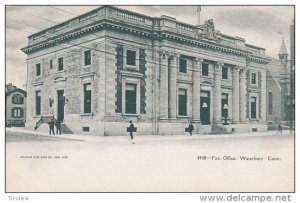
[
  {"left": 178, "top": 89, "right": 187, "bottom": 116},
  {"left": 58, "top": 57, "right": 64, "bottom": 71},
  {"left": 251, "top": 73, "right": 257, "bottom": 84},
  {"left": 125, "top": 83, "right": 137, "bottom": 114},
  {"left": 83, "top": 83, "right": 92, "bottom": 113},
  {"left": 12, "top": 95, "right": 23, "bottom": 104},
  {"left": 50, "top": 60, "right": 53, "bottom": 69},
  {"left": 13, "top": 109, "right": 17, "bottom": 117},
  {"left": 36, "top": 63, "right": 41, "bottom": 76},
  {"left": 202, "top": 63, "right": 209, "bottom": 76},
  {"left": 222, "top": 67, "right": 228, "bottom": 79},
  {"left": 179, "top": 58, "right": 187, "bottom": 73},
  {"left": 251, "top": 97, "right": 257, "bottom": 119},
  {"left": 126, "top": 50, "right": 136, "bottom": 66},
  {"left": 35, "top": 91, "right": 41, "bottom": 116},
  {"left": 84, "top": 50, "right": 91, "bottom": 66},
  {"left": 221, "top": 93, "right": 228, "bottom": 117},
  {"left": 268, "top": 92, "right": 273, "bottom": 114}
]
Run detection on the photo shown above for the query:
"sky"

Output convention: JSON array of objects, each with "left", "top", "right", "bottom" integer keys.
[{"left": 5, "top": 5, "right": 294, "bottom": 88}]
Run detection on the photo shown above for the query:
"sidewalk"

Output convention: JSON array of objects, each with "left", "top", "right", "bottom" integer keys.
[{"left": 6, "top": 127, "right": 292, "bottom": 143}]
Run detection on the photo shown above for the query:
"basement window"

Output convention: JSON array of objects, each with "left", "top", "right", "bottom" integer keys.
[
  {"left": 82, "top": 127, "right": 90, "bottom": 132},
  {"left": 252, "top": 128, "right": 258, "bottom": 132}
]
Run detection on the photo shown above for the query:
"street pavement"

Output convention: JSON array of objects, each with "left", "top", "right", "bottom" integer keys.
[{"left": 5, "top": 128, "right": 294, "bottom": 192}]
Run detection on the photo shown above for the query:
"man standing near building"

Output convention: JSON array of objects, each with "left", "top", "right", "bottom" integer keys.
[
  {"left": 276, "top": 122, "right": 283, "bottom": 135},
  {"left": 56, "top": 120, "right": 62, "bottom": 135},
  {"left": 128, "top": 120, "right": 135, "bottom": 144},
  {"left": 48, "top": 118, "right": 55, "bottom": 135},
  {"left": 188, "top": 121, "right": 194, "bottom": 136}
]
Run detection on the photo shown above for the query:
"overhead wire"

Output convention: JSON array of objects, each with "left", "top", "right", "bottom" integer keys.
[{"left": 6, "top": 7, "right": 287, "bottom": 77}]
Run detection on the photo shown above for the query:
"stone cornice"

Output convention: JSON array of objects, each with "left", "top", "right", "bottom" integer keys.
[{"left": 22, "top": 18, "right": 270, "bottom": 65}]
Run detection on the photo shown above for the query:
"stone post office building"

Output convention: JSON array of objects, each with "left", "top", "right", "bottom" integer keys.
[{"left": 22, "top": 6, "right": 269, "bottom": 135}]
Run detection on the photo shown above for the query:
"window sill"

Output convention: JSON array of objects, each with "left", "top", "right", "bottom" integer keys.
[
  {"left": 126, "top": 65, "right": 138, "bottom": 69},
  {"left": 177, "top": 115, "right": 189, "bottom": 118},
  {"left": 34, "top": 116, "right": 41, "bottom": 118},
  {"left": 178, "top": 71, "right": 188, "bottom": 75},
  {"left": 83, "top": 64, "right": 92, "bottom": 68},
  {"left": 122, "top": 113, "right": 141, "bottom": 118},
  {"left": 56, "top": 70, "right": 66, "bottom": 74},
  {"left": 80, "top": 113, "right": 94, "bottom": 117}
]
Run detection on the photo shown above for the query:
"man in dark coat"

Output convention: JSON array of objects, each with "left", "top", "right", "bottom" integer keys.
[
  {"left": 129, "top": 120, "right": 135, "bottom": 144},
  {"left": 56, "top": 120, "right": 62, "bottom": 135},
  {"left": 276, "top": 122, "right": 282, "bottom": 135},
  {"left": 188, "top": 121, "right": 194, "bottom": 136},
  {"left": 48, "top": 118, "right": 55, "bottom": 135}
]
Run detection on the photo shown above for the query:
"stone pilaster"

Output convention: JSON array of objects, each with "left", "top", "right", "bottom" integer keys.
[
  {"left": 159, "top": 51, "right": 169, "bottom": 119},
  {"left": 192, "top": 58, "right": 202, "bottom": 122},
  {"left": 260, "top": 70, "right": 267, "bottom": 123},
  {"left": 239, "top": 68, "right": 247, "bottom": 122},
  {"left": 232, "top": 67, "right": 240, "bottom": 123},
  {"left": 168, "top": 53, "right": 178, "bottom": 119},
  {"left": 213, "top": 62, "right": 223, "bottom": 124}
]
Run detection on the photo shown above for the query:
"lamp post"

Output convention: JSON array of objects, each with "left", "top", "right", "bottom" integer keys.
[{"left": 223, "top": 103, "right": 229, "bottom": 125}]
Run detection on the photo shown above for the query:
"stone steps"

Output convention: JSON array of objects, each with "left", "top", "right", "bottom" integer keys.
[{"left": 61, "top": 123, "right": 74, "bottom": 134}]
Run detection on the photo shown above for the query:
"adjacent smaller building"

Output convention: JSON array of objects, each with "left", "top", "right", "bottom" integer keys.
[
  {"left": 5, "top": 83, "right": 27, "bottom": 127},
  {"left": 266, "top": 39, "right": 291, "bottom": 125}
]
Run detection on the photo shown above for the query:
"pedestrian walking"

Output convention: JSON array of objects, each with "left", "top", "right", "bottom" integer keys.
[
  {"left": 48, "top": 118, "right": 55, "bottom": 135},
  {"left": 128, "top": 120, "right": 135, "bottom": 144},
  {"left": 276, "top": 122, "right": 282, "bottom": 135},
  {"left": 56, "top": 120, "right": 62, "bottom": 135},
  {"left": 188, "top": 121, "right": 194, "bottom": 136}
]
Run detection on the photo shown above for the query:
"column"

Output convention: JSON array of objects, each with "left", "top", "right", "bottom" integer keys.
[
  {"left": 169, "top": 53, "right": 178, "bottom": 119},
  {"left": 159, "top": 51, "right": 168, "bottom": 119},
  {"left": 260, "top": 70, "right": 267, "bottom": 123},
  {"left": 239, "top": 68, "right": 247, "bottom": 122},
  {"left": 213, "top": 62, "right": 222, "bottom": 124},
  {"left": 232, "top": 67, "right": 240, "bottom": 123},
  {"left": 192, "top": 58, "right": 202, "bottom": 122}
]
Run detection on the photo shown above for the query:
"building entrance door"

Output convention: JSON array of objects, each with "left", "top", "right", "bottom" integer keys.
[
  {"left": 57, "top": 90, "right": 65, "bottom": 122},
  {"left": 200, "top": 91, "right": 210, "bottom": 125}
]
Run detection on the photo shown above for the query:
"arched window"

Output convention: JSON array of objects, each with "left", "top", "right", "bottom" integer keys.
[
  {"left": 268, "top": 92, "right": 273, "bottom": 114},
  {"left": 12, "top": 94, "right": 24, "bottom": 104}
]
